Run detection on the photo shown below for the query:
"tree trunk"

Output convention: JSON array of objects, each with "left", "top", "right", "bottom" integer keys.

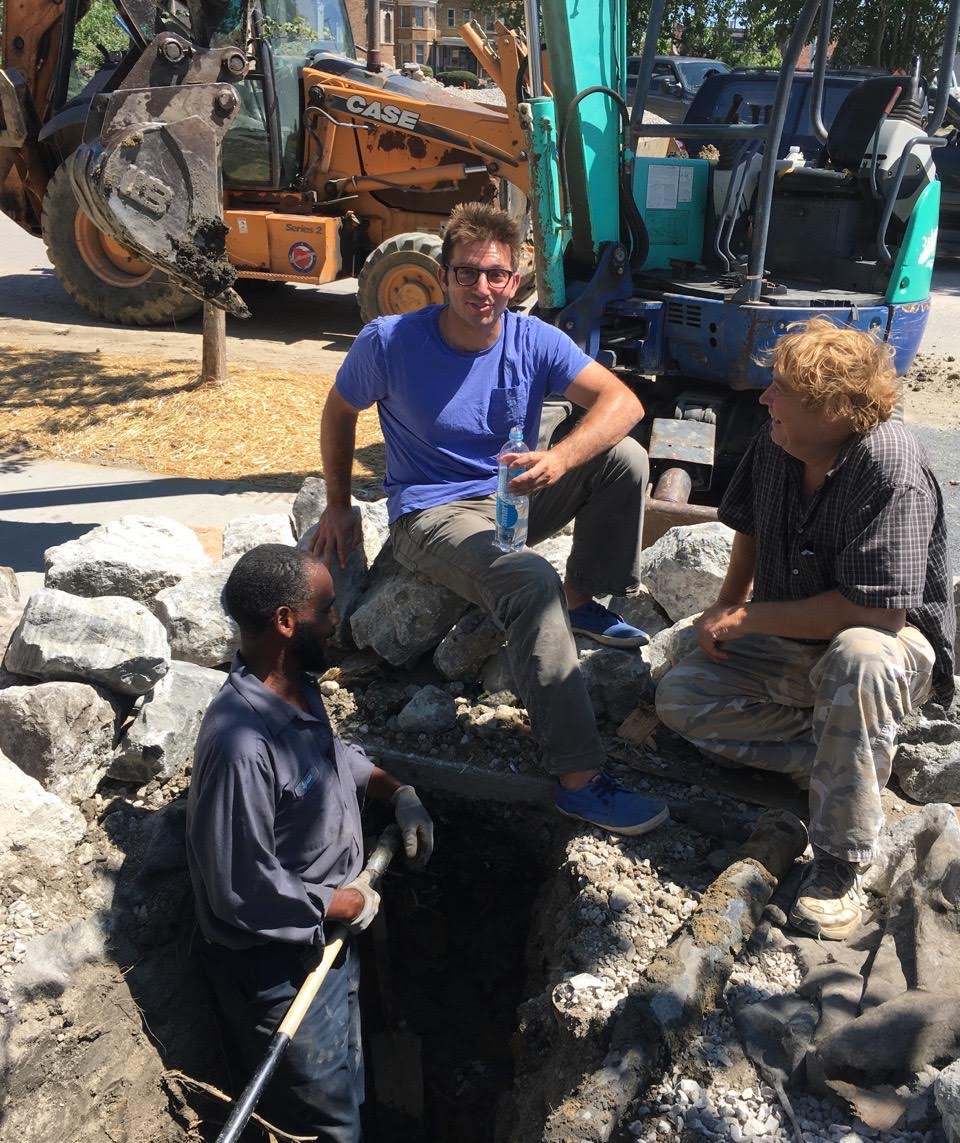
[{"left": 201, "top": 302, "right": 227, "bottom": 387}]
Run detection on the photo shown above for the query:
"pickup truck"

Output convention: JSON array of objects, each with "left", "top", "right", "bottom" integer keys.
[{"left": 681, "top": 68, "right": 960, "bottom": 249}]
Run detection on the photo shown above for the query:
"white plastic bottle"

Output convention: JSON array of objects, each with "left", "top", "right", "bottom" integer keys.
[{"left": 495, "top": 425, "right": 530, "bottom": 553}]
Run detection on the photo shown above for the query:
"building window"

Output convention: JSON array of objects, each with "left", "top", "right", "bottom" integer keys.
[
  {"left": 463, "top": 8, "right": 471, "bottom": 23},
  {"left": 483, "top": 12, "right": 495, "bottom": 31},
  {"left": 382, "top": 11, "right": 393, "bottom": 40},
  {"left": 411, "top": 5, "right": 425, "bottom": 27},
  {"left": 415, "top": 41, "right": 425, "bottom": 62},
  {"left": 447, "top": 7, "right": 455, "bottom": 25}
]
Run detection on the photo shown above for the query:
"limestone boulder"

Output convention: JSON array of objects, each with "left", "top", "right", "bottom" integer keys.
[
  {"left": 44, "top": 516, "right": 210, "bottom": 602},
  {"left": 530, "top": 533, "right": 573, "bottom": 581},
  {"left": 292, "top": 475, "right": 330, "bottom": 538},
  {"left": 153, "top": 556, "right": 240, "bottom": 668},
  {"left": 639, "top": 522, "right": 734, "bottom": 621},
  {"left": 0, "top": 750, "right": 86, "bottom": 879},
  {"left": 954, "top": 575, "right": 960, "bottom": 669},
  {"left": 397, "top": 685, "right": 458, "bottom": 732},
  {"left": 434, "top": 608, "right": 504, "bottom": 682},
  {"left": 641, "top": 615, "right": 700, "bottom": 684},
  {"left": 936, "top": 1055, "right": 960, "bottom": 1143},
  {"left": 5, "top": 588, "right": 169, "bottom": 696},
  {"left": 0, "top": 681, "right": 118, "bottom": 801},
  {"left": 0, "top": 566, "right": 20, "bottom": 604},
  {"left": 607, "top": 586, "right": 673, "bottom": 639},
  {"left": 349, "top": 551, "right": 468, "bottom": 667},
  {"left": 222, "top": 513, "right": 295, "bottom": 559},
  {"left": 298, "top": 520, "right": 370, "bottom": 635},
  {"left": 0, "top": 600, "right": 23, "bottom": 661},
  {"left": 111, "top": 660, "right": 226, "bottom": 783},
  {"left": 578, "top": 646, "right": 655, "bottom": 723}
]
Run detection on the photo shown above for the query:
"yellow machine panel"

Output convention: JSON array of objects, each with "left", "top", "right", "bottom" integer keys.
[{"left": 225, "top": 211, "right": 342, "bottom": 284}]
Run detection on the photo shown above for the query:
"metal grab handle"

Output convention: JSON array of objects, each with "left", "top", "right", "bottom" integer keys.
[{"left": 876, "top": 133, "right": 948, "bottom": 266}]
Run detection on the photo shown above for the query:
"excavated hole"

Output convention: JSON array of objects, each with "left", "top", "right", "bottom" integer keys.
[{"left": 360, "top": 793, "right": 555, "bottom": 1142}]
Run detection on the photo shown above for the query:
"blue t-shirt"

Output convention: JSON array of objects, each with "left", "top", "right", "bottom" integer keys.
[{"left": 335, "top": 305, "right": 593, "bottom": 522}]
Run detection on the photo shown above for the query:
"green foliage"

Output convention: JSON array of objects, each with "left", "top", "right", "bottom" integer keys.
[
  {"left": 419, "top": 63, "right": 434, "bottom": 76},
  {"left": 438, "top": 68, "right": 481, "bottom": 87},
  {"left": 74, "top": 0, "right": 132, "bottom": 80}
]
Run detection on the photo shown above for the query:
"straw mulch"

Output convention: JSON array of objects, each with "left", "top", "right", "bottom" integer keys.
[{"left": 0, "top": 345, "right": 385, "bottom": 491}]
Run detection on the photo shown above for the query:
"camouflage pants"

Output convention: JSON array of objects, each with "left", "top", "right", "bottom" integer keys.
[{"left": 655, "top": 626, "right": 935, "bottom": 863}]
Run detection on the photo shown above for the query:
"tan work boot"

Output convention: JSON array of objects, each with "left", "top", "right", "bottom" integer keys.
[{"left": 788, "top": 850, "right": 866, "bottom": 940}]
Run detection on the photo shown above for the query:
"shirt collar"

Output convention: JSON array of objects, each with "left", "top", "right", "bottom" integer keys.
[{"left": 227, "top": 653, "right": 328, "bottom": 737}]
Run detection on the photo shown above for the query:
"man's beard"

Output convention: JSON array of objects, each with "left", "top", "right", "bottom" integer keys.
[{"left": 289, "top": 624, "right": 328, "bottom": 672}]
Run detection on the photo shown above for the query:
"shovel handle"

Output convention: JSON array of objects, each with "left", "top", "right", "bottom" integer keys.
[{"left": 214, "top": 825, "right": 403, "bottom": 1143}]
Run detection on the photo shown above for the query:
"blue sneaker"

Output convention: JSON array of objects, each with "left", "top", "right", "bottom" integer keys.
[
  {"left": 555, "top": 773, "right": 669, "bottom": 836},
  {"left": 568, "top": 600, "right": 649, "bottom": 648}
]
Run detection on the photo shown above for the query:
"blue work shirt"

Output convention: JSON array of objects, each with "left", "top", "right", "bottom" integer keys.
[
  {"left": 186, "top": 655, "right": 374, "bottom": 950},
  {"left": 336, "top": 305, "right": 593, "bottom": 522}
]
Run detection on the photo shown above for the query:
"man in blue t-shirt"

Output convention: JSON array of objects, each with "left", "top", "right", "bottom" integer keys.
[{"left": 311, "top": 202, "right": 667, "bottom": 837}]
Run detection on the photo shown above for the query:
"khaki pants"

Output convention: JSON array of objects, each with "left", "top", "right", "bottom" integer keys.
[
  {"left": 655, "top": 626, "right": 935, "bottom": 862},
  {"left": 390, "top": 438, "right": 649, "bottom": 776}
]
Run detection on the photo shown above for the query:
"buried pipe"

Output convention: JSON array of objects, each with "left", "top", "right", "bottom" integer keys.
[{"left": 542, "top": 809, "right": 809, "bottom": 1142}]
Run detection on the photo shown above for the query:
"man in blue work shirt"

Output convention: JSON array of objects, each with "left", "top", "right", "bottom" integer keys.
[
  {"left": 311, "top": 202, "right": 668, "bottom": 837},
  {"left": 186, "top": 544, "right": 433, "bottom": 1142}
]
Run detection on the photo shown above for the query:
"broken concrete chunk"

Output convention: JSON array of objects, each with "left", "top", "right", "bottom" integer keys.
[
  {"left": 153, "top": 556, "right": 240, "bottom": 669},
  {"left": 397, "top": 685, "right": 458, "bottom": 732},
  {"left": 44, "top": 515, "right": 210, "bottom": 602},
  {"left": 0, "top": 749, "right": 86, "bottom": 878},
  {"left": 5, "top": 588, "right": 170, "bottom": 696},
  {"left": 936, "top": 1057, "right": 960, "bottom": 1143},
  {"left": 0, "top": 681, "right": 118, "bottom": 802},
  {"left": 111, "top": 660, "right": 226, "bottom": 783},
  {"left": 349, "top": 559, "right": 468, "bottom": 667},
  {"left": 434, "top": 607, "right": 504, "bottom": 682},
  {"left": 222, "top": 513, "right": 295, "bottom": 559},
  {"left": 0, "top": 566, "right": 20, "bottom": 604},
  {"left": 639, "top": 522, "right": 734, "bottom": 621}
]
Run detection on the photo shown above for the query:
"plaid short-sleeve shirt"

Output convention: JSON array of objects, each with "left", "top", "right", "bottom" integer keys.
[{"left": 719, "top": 421, "right": 956, "bottom": 702}]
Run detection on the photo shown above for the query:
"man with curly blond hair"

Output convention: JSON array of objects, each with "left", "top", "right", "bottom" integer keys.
[{"left": 656, "top": 317, "right": 955, "bottom": 940}]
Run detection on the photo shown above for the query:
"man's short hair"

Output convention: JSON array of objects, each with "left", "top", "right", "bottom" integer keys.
[
  {"left": 440, "top": 202, "right": 522, "bottom": 269},
  {"left": 223, "top": 544, "right": 315, "bottom": 635},
  {"left": 769, "top": 317, "right": 900, "bottom": 432}
]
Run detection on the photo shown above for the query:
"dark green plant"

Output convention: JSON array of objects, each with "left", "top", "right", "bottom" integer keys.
[{"left": 438, "top": 68, "right": 481, "bottom": 86}]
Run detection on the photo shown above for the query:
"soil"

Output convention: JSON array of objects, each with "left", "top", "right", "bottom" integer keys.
[{"left": 903, "top": 351, "right": 960, "bottom": 428}]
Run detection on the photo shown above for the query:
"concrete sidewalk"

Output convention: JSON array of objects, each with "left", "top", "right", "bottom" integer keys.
[{"left": 0, "top": 454, "right": 297, "bottom": 596}]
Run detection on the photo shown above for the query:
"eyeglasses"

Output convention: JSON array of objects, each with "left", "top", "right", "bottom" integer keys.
[{"left": 446, "top": 264, "right": 515, "bottom": 288}]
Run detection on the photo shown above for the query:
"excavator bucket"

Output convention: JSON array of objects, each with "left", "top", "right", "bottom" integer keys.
[{"left": 70, "top": 80, "right": 250, "bottom": 318}]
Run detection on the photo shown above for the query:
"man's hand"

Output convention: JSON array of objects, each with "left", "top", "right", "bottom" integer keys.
[
  {"left": 391, "top": 785, "right": 434, "bottom": 867},
  {"left": 309, "top": 504, "right": 362, "bottom": 569},
  {"left": 696, "top": 602, "right": 750, "bottom": 663},
  {"left": 341, "top": 870, "right": 380, "bottom": 933},
  {"left": 501, "top": 449, "right": 571, "bottom": 495}
]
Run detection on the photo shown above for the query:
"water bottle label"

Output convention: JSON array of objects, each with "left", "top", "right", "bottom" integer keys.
[{"left": 496, "top": 498, "right": 518, "bottom": 528}]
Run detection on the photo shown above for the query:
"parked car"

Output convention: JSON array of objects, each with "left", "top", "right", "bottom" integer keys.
[
  {"left": 626, "top": 55, "right": 731, "bottom": 123},
  {"left": 681, "top": 68, "right": 960, "bottom": 247}
]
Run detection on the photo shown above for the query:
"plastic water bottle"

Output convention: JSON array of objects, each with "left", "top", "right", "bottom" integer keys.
[{"left": 495, "top": 426, "right": 530, "bottom": 553}]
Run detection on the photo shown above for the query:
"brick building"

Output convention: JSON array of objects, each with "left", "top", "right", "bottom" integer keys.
[
  {"left": 345, "top": 0, "right": 498, "bottom": 74},
  {"left": 343, "top": 0, "right": 398, "bottom": 67}
]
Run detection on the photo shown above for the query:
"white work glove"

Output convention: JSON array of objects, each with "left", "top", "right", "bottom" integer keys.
[
  {"left": 342, "top": 870, "right": 380, "bottom": 934},
  {"left": 391, "top": 784, "right": 434, "bottom": 867}
]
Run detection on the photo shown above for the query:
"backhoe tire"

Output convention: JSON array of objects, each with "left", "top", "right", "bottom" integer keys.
[
  {"left": 357, "top": 232, "right": 444, "bottom": 324},
  {"left": 41, "top": 163, "right": 202, "bottom": 327}
]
